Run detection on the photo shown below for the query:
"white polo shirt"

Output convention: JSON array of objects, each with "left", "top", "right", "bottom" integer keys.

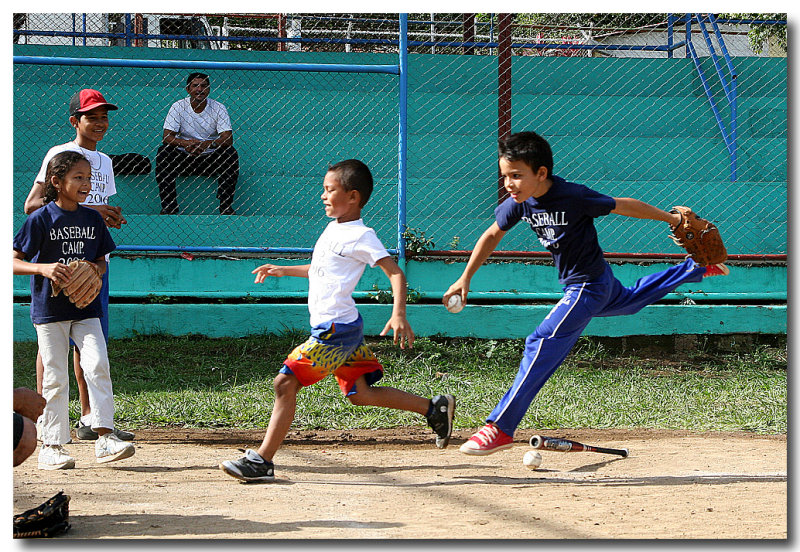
[{"left": 163, "top": 97, "right": 233, "bottom": 154}]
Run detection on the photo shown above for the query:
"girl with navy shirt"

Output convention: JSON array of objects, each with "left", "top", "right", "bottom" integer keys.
[
  {"left": 13, "top": 151, "right": 135, "bottom": 470},
  {"left": 444, "top": 132, "right": 728, "bottom": 455}
]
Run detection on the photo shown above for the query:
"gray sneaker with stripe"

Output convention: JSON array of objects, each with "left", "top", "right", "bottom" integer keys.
[{"left": 220, "top": 449, "right": 275, "bottom": 482}]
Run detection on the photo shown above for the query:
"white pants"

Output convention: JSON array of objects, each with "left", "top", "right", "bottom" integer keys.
[{"left": 35, "top": 318, "right": 115, "bottom": 445}]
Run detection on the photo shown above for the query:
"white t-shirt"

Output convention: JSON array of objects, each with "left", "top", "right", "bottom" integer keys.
[
  {"left": 163, "top": 97, "right": 233, "bottom": 153},
  {"left": 307, "top": 219, "right": 390, "bottom": 327},
  {"left": 35, "top": 141, "right": 117, "bottom": 263},
  {"left": 35, "top": 142, "right": 116, "bottom": 206}
]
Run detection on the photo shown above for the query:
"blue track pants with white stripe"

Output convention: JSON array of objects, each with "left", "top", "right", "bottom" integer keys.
[{"left": 487, "top": 258, "right": 705, "bottom": 436}]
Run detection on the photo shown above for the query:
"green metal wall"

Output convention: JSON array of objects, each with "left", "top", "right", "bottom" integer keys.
[{"left": 12, "top": 255, "right": 787, "bottom": 341}]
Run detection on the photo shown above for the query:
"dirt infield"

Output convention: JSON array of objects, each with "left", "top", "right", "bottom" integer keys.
[{"left": 13, "top": 428, "right": 786, "bottom": 540}]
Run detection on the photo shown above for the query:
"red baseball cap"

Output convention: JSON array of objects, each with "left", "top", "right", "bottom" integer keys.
[{"left": 69, "top": 89, "right": 118, "bottom": 116}]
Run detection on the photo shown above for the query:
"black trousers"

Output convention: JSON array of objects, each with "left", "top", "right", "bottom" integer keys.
[{"left": 155, "top": 144, "right": 239, "bottom": 214}]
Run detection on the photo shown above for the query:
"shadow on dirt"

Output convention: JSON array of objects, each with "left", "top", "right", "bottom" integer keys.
[{"left": 65, "top": 513, "right": 404, "bottom": 538}]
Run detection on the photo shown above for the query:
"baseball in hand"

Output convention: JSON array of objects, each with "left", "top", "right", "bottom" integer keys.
[
  {"left": 522, "top": 450, "right": 542, "bottom": 470},
  {"left": 445, "top": 294, "right": 464, "bottom": 313}
]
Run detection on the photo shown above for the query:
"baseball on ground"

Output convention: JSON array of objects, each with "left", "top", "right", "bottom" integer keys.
[
  {"left": 446, "top": 294, "right": 464, "bottom": 313},
  {"left": 522, "top": 450, "right": 543, "bottom": 470}
]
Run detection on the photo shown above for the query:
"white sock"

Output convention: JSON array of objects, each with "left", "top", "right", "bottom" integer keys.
[{"left": 245, "top": 449, "right": 265, "bottom": 463}]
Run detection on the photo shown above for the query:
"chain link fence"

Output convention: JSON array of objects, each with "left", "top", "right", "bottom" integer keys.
[{"left": 13, "top": 13, "right": 787, "bottom": 256}]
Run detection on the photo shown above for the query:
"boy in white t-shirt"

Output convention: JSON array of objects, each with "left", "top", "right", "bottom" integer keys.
[
  {"left": 22, "top": 89, "right": 134, "bottom": 443},
  {"left": 220, "top": 160, "right": 456, "bottom": 482}
]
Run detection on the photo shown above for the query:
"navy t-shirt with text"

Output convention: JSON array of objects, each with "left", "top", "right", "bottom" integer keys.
[
  {"left": 13, "top": 202, "right": 116, "bottom": 324},
  {"left": 494, "top": 175, "right": 616, "bottom": 285}
]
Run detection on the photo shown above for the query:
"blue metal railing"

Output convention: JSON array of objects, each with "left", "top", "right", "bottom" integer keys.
[
  {"left": 13, "top": 30, "right": 687, "bottom": 53},
  {"left": 683, "top": 13, "right": 739, "bottom": 181},
  {"left": 12, "top": 55, "right": 400, "bottom": 75},
  {"left": 397, "top": 14, "right": 409, "bottom": 266}
]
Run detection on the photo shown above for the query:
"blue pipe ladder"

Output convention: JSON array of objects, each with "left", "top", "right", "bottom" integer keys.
[{"left": 683, "top": 13, "right": 739, "bottom": 182}]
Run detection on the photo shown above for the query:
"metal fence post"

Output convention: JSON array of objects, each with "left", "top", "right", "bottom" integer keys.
[
  {"left": 497, "top": 13, "right": 512, "bottom": 203},
  {"left": 398, "top": 13, "right": 408, "bottom": 266},
  {"left": 462, "top": 13, "right": 475, "bottom": 55},
  {"left": 685, "top": 14, "right": 692, "bottom": 59},
  {"left": 667, "top": 13, "right": 674, "bottom": 58},
  {"left": 124, "top": 14, "right": 132, "bottom": 47}
]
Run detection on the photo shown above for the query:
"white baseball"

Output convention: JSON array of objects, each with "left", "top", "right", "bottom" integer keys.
[
  {"left": 522, "top": 450, "right": 542, "bottom": 470},
  {"left": 446, "top": 294, "right": 464, "bottom": 313}
]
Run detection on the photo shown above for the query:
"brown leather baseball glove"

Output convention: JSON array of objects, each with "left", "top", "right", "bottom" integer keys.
[
  {"left": 13, "top": 491, "right": 71, "bottom": 538},
  {"left": 668, "top": 206, "right": 728, "bottom": 266},
  {"left": 51, "top": 260, "right": 103, "bottom": 309}
]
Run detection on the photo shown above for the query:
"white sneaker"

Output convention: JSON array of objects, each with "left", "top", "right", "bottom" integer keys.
[
  {"left": 38, "top": 445, "right": 76, "bottom": 470},
  {"left": 95, "top": 433, "right": 135, "bottom": 464}
]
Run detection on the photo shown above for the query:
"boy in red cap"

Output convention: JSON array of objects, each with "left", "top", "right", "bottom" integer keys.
[{"left": 22, "top": 89, "right": 134, "bottom": 443}]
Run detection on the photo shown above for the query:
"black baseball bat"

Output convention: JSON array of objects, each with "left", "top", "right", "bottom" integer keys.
[{"left": 529, "top": 435, "right": 629, "bottom": 458}]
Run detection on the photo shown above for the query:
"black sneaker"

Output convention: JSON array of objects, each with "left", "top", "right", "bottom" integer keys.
[
  {"left": 75, "top": 421, "right": 135, "bottom": 441},
  {"left": 219, "top": 449, "right": 275, "bottom": 482},
  {"left": 426, "top": 394, "right": 455, "bottom": 449}
]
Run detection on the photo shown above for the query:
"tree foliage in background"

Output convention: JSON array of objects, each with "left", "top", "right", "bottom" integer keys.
[
  {"left": 506, "top": 13, "right": 669, "bottom": 39},
  {"left": 719, "top": 13, "right": 787, "bottom": 54}
]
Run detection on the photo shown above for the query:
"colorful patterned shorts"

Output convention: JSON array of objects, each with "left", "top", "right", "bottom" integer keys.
[{"left": 281, "top": 315, "right": 383, "bottom": 396}]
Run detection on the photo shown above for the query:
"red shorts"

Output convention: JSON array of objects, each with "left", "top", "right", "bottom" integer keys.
[{"left": 281, "top": 316, "right": 383, "bottom": 395}]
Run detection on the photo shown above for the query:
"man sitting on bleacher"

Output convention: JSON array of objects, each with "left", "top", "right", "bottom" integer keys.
[{"left": 156, "top": 72, "right": 239, "bottom": 215}]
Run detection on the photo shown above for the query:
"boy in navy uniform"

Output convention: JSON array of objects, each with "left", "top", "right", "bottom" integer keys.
[{"left": 444, "top": 131, "right": 728, "bottom": 455}]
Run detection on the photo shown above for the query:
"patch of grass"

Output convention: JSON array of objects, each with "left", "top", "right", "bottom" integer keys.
[{"left": 12, "top": 334, "right": 786, "bottom": 434}]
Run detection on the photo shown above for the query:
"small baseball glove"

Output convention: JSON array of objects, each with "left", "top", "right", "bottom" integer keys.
[
  {"left": 13, "top": 491, "right": 71, "bottom": 538},
  {"left": 51, "top": 260, "right": 103, "bottom": 309},
  {"left": 669, "top": 206, "right": 728, "bottom": 266}
]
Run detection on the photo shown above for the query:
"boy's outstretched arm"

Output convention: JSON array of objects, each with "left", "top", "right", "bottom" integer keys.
[
  {"left": 375, "top": 256, "right": 414, "bottom": 349},
  {"left": 443, "top": 222, "right": 507, "bottom": 307},
  {"left": 612, "top": 198, "right": 681, "bottom": 226},
  {"left": 252, "top": 263, "right": 310, "bottom": 283}
]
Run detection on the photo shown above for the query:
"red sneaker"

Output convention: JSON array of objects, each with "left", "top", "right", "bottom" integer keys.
[
  {"left": 459, "top": 424, "right": 514, "bottom": 455},
  {"left": 703, "top": 263, "right": 730, "bottom": 278}
]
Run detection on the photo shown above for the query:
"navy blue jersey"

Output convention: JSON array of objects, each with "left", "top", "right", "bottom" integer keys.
[
  {"left": 494, "top": 175, "right": 616, "bottom": 285},
  {"left": 13, "top": 202, "right": 115, "bottom": 324}
]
